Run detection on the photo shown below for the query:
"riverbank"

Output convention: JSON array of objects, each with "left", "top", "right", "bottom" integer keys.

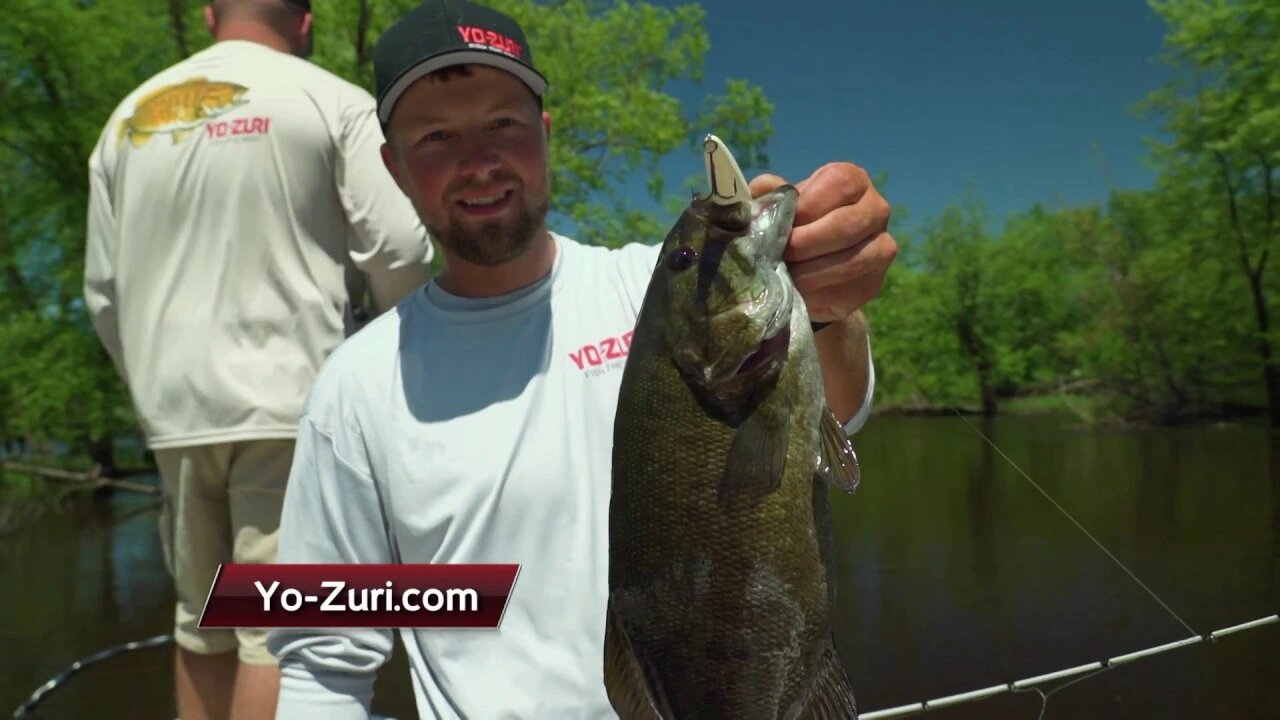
[
  {"left": 0, "top": 448, "right": 157, "bottom": 535},
  {"left": 873, "top": 392, "right": 1270, "bottom": 428}
]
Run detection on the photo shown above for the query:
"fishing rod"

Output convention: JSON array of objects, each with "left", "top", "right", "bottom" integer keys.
[
  {"left": 860, "top": 614, "right": 1279, "bottom": 719},
  {"left": 857, "top": 402, "right": 1279, "bottom": 718},
  {"left": 10, "top": 632, "right": 414, "bottom": 720},
  {"left": 10, "top": 634, "right": 174, "bottom": 719}
]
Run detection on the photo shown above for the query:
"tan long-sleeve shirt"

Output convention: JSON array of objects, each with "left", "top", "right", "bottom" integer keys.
[{"left": 84, "top": 39, "right": 434, "bottom": 450}]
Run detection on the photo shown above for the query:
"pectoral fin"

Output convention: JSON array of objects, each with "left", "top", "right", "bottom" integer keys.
[
  {"left": 604, "top": 600, "right": 663, "bottom": 720},
  {"left": 719, "top": 399, "right": 792, "bottom": 511},
  {"left": 816, "top": 408, "right": 860, "bottom": 494},
  {"left": 802, "top": 639, "right": 859, "bottom": 719}
]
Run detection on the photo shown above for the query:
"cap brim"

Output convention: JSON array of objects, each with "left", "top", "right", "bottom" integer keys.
[{"left": 378, "top": 51, "right": 549, "bottom": 123}]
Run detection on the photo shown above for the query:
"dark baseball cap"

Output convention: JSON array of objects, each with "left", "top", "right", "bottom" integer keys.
[{"left": 373, "top": 0, "right": 549, "bottom": 125}]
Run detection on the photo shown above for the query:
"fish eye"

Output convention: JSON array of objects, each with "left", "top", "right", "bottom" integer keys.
[{"left": 667, "top": 246, "right": 698, "bottom": 272}]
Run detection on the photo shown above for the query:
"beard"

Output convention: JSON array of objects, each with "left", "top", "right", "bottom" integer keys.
[{"left": 430, "top": 193, "right": 549, "bottom": 267}]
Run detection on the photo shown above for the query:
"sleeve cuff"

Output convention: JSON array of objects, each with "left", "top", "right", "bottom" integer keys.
[
  {"left": 273, "top": 652, "right": 379, "bottom": 720},
  {"left": 841, "top": 332, "right": 876, "bottom": 435}
]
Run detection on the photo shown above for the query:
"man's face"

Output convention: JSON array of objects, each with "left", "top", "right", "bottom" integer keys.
[{"left": 382, "top": 65, "right": 552, "bottom": 267}]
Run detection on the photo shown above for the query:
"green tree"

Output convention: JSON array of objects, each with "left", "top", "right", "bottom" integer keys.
[
  {"left": 1060, "top": 181, "right": 1256, "bottom": 423},
  {"left": 1139, "top": 0, "right": 1280, "bottom": 423},
  {"left": 869, "top": 190, "right": 1003, "bottom": 413},
  {"left": 0, "top": 0, "right": 184, "bottom": 467}
]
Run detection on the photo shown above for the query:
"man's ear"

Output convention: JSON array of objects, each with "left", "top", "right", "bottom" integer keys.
[
  {"left": 380, "top": 142, "right": 409, "bottom": 196},
  {"left": 542, "top": 111, "right": 552, "bottom": 141},
  {"left": 204, "top": 4, "right": 217, "bottom": 36}
]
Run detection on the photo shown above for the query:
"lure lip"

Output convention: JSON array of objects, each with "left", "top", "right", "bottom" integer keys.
[{"left": 702, "top": 133, "right": 752, "bottom": 207}]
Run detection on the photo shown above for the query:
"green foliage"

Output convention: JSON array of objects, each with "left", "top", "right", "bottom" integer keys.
[
  {"left": 0, "top": 0, "right": 180, "bottom": 450},
  {"left": 1135, "top": 0, "right": 1280, "bottom": 419},
  {"left": 0, "top": 0, "right": 774, "bottom": 452},
  {"left": 872, "top": 192, "right": 1086, "bottom": 413}
]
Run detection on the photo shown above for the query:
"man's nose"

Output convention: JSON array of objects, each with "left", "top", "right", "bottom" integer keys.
[{"left": 458, "top": 140, "right": 501, "bottom": 180}]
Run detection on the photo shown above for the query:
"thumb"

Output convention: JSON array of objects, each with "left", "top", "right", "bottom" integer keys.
[{"left": 749, "top": 173, "right": 787, "bottom": 198}]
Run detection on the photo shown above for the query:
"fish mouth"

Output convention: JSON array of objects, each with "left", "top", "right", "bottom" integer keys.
[
  {"left": 751, "top": 189, "right": 798, "bottom": 262},
  {"left": 731, "top": 324, "right": 791, "bottom": 380}
]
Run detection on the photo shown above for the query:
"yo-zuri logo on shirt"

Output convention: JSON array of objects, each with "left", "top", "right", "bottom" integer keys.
[
  {"left": 456, "top": 25, "right": 524, "bottom": 59},
  {"left": 205, "top": 116, "right": 271, "bottom": 140},
  {"left": 569, "top": 331, "right": 633, "bottom": 372}
]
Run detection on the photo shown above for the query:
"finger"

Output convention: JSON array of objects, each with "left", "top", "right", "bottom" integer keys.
[
  {"left": 790, "top": 163, "right": 873, "bottom": 226},
  {"left": 799, "top": 271, "right": 888, "bottom": 321},
  {"left": 749, "top": 173, "right": 787, "bottom": 198},
  {"left": 783, "top": 192, "right": 891, "bottom": 264},
  {"left": 788, "top": 231, "right": 897, "bottom": 296}
]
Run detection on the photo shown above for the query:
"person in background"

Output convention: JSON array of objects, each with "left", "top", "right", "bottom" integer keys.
[
  {"left": 82, "top": 1, "right": 436, "bottom": 718},
  {"left": 268, "top": 0, "right": 896, "bottom": 717}
]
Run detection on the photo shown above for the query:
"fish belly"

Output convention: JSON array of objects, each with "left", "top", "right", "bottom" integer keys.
[{"left": 610, "top": 351, "right": 833, "bottom": 719}]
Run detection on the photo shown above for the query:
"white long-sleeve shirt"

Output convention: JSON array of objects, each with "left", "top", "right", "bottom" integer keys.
[
  {"left": 268, "top": 234, "right": 875, "bottom": 719},
  {"left": 84, "top": 39, "right": 434, "bottom": 450}
]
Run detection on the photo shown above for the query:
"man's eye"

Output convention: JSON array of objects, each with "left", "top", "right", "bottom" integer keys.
[
  {"left": 492, "top": 118, "right": 516, "bottom": 129},
  {"left": 413, "top": 129, "right": 449, "bottom": 146}
]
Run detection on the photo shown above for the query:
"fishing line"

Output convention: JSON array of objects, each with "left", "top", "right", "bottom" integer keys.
[
  {"left": 947, "top": 407, "right": 1199, "bottom": 638},
  {"left": 1009, "top": 665, "right": 1112, "bottom": 720}
]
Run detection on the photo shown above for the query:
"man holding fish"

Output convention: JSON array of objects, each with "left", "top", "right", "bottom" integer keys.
[{"left": 268, "top": 0, "right": 897, "bottom": 718}]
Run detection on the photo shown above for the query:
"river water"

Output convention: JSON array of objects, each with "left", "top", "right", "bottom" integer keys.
[{"left": 2, "top": 413, "right": 1276, "bottom": 719}]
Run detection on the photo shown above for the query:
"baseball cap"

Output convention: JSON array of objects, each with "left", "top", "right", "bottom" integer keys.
[{"left": 373, "top": 0, "right": 549, "bottom": 125}]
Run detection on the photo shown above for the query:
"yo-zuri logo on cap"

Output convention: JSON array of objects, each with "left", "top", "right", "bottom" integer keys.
[{"left": 456, "top": 25, "right": 524, "bottom": 59}]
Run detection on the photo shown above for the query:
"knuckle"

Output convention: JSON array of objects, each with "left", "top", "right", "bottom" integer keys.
[
  {"left": 875, "top": 193, "right": 893, "bottom": 227},
  {"left": 881, "top": 232, "right": 900, "bottom": 264},
  {"left": 832, "top": 163, "right": 869, "bottom": 192},
  {"left": 814, "top": 162, "right": 868, "bottom": 202}
]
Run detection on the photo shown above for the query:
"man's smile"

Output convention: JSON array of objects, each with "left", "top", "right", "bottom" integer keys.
[{"left": 455, "top": 188, "right": 515, "bottom": 217}]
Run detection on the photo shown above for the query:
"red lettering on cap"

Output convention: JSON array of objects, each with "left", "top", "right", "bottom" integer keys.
[{"left": 456, "top": 25, "right": 524, "bottom": 60}]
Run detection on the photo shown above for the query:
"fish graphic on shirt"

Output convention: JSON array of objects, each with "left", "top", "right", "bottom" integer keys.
[{"left": 117, "top": 76, "right": 249, "bottom": 148}]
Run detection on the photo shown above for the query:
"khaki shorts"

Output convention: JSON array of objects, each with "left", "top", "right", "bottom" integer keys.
[{"left": 154, "top": 439, "right": 294, "bottom": 666}]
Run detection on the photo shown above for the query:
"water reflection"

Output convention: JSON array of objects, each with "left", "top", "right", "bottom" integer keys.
[
  {"left": 1271, "top": 436, "right": 1280, "bottom": 604},
  {"left": 2, "top": 415, "right": 1277, "bottom": 719},
  {"left": 964, "top": 417, "right": 998, "bottom": 590},
  {"left": 834, "top": 413, "right": 1279, "bottom": 719}
]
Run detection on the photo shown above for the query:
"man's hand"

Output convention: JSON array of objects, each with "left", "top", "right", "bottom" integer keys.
[
  {"left": 750, "top": 162, "right": 895, "bottom": 425},
  {"left": 749, "top": 163, "right": 897, "bottom": 322}
]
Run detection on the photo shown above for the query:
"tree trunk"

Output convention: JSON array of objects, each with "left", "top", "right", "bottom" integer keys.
[
  {"left": 1217, "top": 151, "right": 1275, "bottom": 422},
  {"left": 979, "top": 365, "right": 998, "bottom": 417},
  {"left": 958, "top": 315, "right": 997, "bottom": 416},
  {"left": 1247, "top": 270, "right": 1280, "bottom": 424},
  {"left": 83, "top": 435, "right": 116, "bottom": 477},
  {"left": 169, "top": 0, "right": 191, "bottom": 58}
]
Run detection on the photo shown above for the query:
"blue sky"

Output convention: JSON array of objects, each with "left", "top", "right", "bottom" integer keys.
[{"left": 596, "top": 0, "right": 1178, "bottom": 238}]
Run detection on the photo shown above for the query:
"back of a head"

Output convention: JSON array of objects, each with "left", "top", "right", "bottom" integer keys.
[{"left": 206, "top": 0, "right": 312, "bottom": 57}]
